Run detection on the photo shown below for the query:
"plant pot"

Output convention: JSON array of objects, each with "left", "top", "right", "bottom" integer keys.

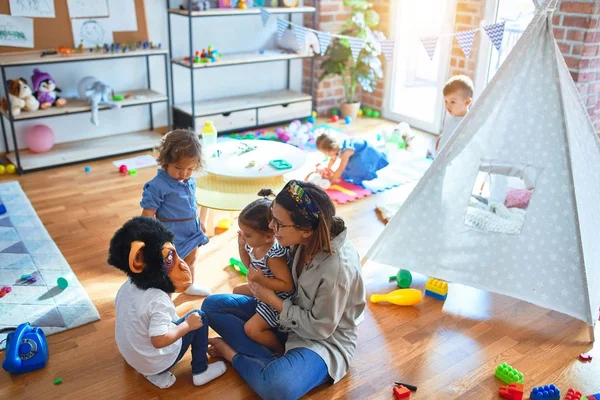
[{"left": 341, "top": 102, "right": 361, "bottom": 120}]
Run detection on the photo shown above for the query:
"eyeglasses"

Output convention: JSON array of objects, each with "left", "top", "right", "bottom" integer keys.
[{"left": 270, "top": 218, "right": 298, "bottom": 233}]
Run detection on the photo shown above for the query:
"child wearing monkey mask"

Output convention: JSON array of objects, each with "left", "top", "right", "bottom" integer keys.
[{"left": 108, "top": 217, "right": 226, "bottom": 389}]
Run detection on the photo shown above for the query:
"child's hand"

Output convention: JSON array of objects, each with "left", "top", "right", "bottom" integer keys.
[
  {"left": 185, "top": 311, "right": 203, "bottom": 330},
  {"left": 247, "top": 265, "right": 266, "bottom": 284},
  {"left": 237, "top": 230, "right": 246, "bottom": 247}
]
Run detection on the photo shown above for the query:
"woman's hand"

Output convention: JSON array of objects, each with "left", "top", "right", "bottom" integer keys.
[
  {"left": 246, "top": 264, "right": 266, "bottom": 284},
  {"left": 248, "top": 280, "right": 283, "bottom": 312}
]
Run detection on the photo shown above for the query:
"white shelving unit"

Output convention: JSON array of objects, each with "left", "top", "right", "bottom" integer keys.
[
  {"left": 0, "top": 48, "right": 170, "bottom": 173},
  {"left": 166, "top": 3, "right": 317, "bottom": 134}
]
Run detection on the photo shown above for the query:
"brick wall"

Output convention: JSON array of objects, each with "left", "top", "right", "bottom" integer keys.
[
  {"left": 553, "top": 0, "right": 600, "bottom": 131},
  {"left": 449, "top": 0, "right": 486, "bottom": 79}
]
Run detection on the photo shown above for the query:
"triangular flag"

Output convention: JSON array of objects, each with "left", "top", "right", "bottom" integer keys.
[
  {"left": 293, "top": 25, "right": 308, "bottom": 48},
  {"left": 276, "top": 19, "right": 288, "bottom": 39},
  {"left": 420, "top": 36, "right": 439, "bottom": 60},
  {"left": 484, "top": 21, "right": 505, "bottom": 51},
  {"left": 455, "top": 29, "right": 476, "bottom": 58},
  {"left": 259, "top": 8, "right": 270, "bottom": 27},
  {"left": 380, "top": 39, "right": 395, "bottom": 61},
  {"left": 317, "top": 31, "right": 332, "bottom": 55},
  {"left": 348, "top": 37, "right": 364, "bottom": 62}
]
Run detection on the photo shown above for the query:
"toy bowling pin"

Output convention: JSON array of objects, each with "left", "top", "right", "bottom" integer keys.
[{"left": 370, "top": 289, "right": 422, "bottom": 306}]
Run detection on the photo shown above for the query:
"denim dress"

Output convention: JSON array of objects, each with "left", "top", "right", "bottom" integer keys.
[
  {"left": 140, "top": 169, "right": 209, "bottom": 259},
  {"left": 340, "top": 137, "right": 389, "bottom": 185}
]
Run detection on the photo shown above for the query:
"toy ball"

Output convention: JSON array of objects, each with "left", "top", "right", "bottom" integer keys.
[
  {"left": 308, "top": 116, "right": 316, "bottom": 123},
  {"left": 373, "top": 110, "right": 380, "bottom": 118},
  {"left": 6, "top": 164, "right": 16, "bottom": 174},
  {"left": 311, "top": 111, "right": 317, "bottom": 118},
  {"left": 357, "top": 109, "right": 364, "bottom": 117},
  {"left": 119, "top": 164, "right": 128, "bottom": 174},
  {"left": 24, "top": 124, "right": 54, "bottom": 153},
  {"left": 331, "top": 109, "right": 339, "bottom": 116},
  {"left": 331, "top": 115, "right": 340, "bottom": 122},
  {"left": 344, "top": 116, "right": 352, "bottom": 124},
  {"left": 366, "top": 109, "right": 374, "bottom": 117},
  {"left": 0, "top": 165, "right": 5, "bottom": 175},
  {"left": 84, "top": 166, "right": 91, "bottom": 172}
]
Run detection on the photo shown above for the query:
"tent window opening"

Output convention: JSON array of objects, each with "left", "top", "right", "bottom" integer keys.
[{"left": 464, "top": 159, "right": 541, "bottom": 235}]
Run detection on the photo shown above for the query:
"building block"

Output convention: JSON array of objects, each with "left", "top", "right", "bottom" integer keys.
[
  {"left": 494, "top": 362, "right": 524, "bottom": 384},
  {"left": 565, "top": 388, "right": 583, "bottom": 400},
  {"left": 425, "top": 278, "right": 448, "bottom": 300},
  {"left": 530, "top": 385, "right": 560, "bottom": 400},
  {"left": 499, "top": 383, "right": 524, "bottom": 400},
  {"left": 393, "top": 385, "right": 410, "bottom": 399},
  {"left": 585, "top": 394, "right": 600, "bottom": 400},
  {"left": 579, "top": 353, "right": 593, "bottom": 362}
]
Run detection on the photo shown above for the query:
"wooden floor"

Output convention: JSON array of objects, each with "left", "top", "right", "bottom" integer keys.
[{"left": 0, "top": 118, "right": 598, "bottom": 400}]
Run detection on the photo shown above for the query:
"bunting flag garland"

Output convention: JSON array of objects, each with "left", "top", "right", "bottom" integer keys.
[
  {"left": 317, "top": 31, "right": 332, "bottom": 55},
  {"left": 276, "top": 19, "right": 287, "bottom": 39},
  {"left": 260, "top": 8, "right": 270, "bottom": 27},
  {"left": 348, "top": 37, "right": 364, "bottom": 62},
  {"left": 484, "top": 21, "right": 506, "bottom": 51},
  {"left": 455, "top": 29, "right": 476, "bottom": 58},
  {"left": 420, "top": 36, "right": 439, "bottom": 60},
  {"left": 294, "top": 25, "right": 308, "bottom": 48},
  {"left": 380, "top": 39, "right": 395, "bottom": 61}
]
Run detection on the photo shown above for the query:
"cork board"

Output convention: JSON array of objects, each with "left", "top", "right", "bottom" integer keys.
[{"left": 0, "top": 0, "right": 149, "bottom": 53}]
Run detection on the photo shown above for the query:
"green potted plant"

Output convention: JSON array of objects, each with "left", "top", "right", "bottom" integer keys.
[{"left": 320, "top": 0, "right": 384, "bottom": 119}]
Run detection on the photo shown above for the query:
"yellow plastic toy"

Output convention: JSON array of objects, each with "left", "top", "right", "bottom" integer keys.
[
  {"left": 0, "top": 165, "right": 5, "bottom": 175},
  {"left": 425, "top": 278, "right": 448, "bottom": 300},
  {"left": 370, "top": 288, "right": 422, "bottom": 306},
  {"left": 217, "top": 218, "right": 232, "bottom": 230},
  {"left": 6, "top": 164, "right": 16, "bottom": 174}
]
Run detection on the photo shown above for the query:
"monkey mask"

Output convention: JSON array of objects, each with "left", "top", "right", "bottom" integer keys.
[{"left": 107, "top": 217, "right": 192, "bottom": 293}]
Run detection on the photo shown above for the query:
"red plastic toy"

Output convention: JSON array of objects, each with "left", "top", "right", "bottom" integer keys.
[
  {"left": 565, "top": 388, "right": 583, "bottom": 400},
  {"left": 579, "top": 353, "right": 593, "bottom": 362},
  {"left": 119, "top": 164, "right": 128, "bottom": 174},
  {"left": 0, "top": 286, "right": 12, "bottom": 298},
  {"left": 393, "top": 385, "right": 410, "bottom": 399},
  {"left": 499, "top": 383, "right": 524, "bottom": 400},
  {"left": 330, "top": 115, "right": 339, "bottom": 122}
]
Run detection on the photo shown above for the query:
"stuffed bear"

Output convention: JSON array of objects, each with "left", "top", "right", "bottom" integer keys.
[
  {"left": 0, "top": 78, "right": 39, "bottom": 116},
  {"left": 77, "top": 76, "right": 121, "bottom": 125},
  {"left": 107, "top": 217, "right": 226, "bottom": 389},
  {"left": 31, "top": 69, "right": 67, "bottom": 110}
]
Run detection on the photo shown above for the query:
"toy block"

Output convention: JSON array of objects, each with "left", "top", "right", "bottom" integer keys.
[
  {"left": 425, "top": 278, "right": 448, "bottom": 300},
  {"left": 585, "top": 394, "right": 600, "bottom": 400},
  {"left": 530, "top": 384, "right": 560, "bottom": 400},
  {"left": 499, "top": 383, "right": 524, "bottom": 400},
  {"left": 565, "top": 388, "right": 583, "bottom": 400},
  {"left": 579, "top": 353, "right": 593, "bottom": 362},
  {"left": 393, "top": 385, "right": 410, "bottom": 399},
  {"left": 494, "top": 362, "right": 524, "bottom": 384}
]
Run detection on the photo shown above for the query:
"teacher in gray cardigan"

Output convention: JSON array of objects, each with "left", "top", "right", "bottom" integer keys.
[{"left": 202, "top": 180, "right": 366, "bottom": 400}]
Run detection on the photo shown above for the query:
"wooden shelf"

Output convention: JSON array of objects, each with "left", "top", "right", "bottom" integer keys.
[
  {"left": 6, "top": 130, "right": 164, "bottom": 172},
  {"left": 168, "top": 6, "right": 316, "bottom": 17},
  {"left": 0, "top": 48, "right": 168, "bottom": 67},
  {"left": 1, "top": 89, "right": 168, "bottom": 121},
  {"left": 171, "top": 50, "right": 313, "bottom": 69},
  {"left": 173, "top": 89, "right": 311, "bottom": 117}
]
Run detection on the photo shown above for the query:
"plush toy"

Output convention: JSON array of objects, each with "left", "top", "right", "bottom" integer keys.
[
  {"left": 31, "top": 69, "right": 67, "bottom": 110},
  {"left": 0, "top": 78, "right": 39, "bottom": 116},
  {"left": 107, "top": 217, "right": 226, "bottom": 389},
  {"left": 306, "top": 171, "right": 331, "bottom": 189},
  {"left": 77, "top": 76, "right": 121, "bottom": 125},
  {"left": 286, "top": 120, "right": 313, "bottom": 149}
]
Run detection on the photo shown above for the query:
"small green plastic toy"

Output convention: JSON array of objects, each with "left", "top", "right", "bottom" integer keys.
[
  {"left": 54, "top": 378, "right": 63, "bottom": 385},
  {"left": 389, "top": 269, "right": 412, "bottom": 288},
  {"left": 495, "top": 362, "right": 524, "bottom": 384},
  {"left": 229, "top": 258, "right": 248, "bottom": 276},
  {"left": 331, "top": 109, "right": 339, "bottom": 116},
  {"left": 269, "top": 159, "right": 292, "bottom": 170},
  {"left": 112, "top": 95, "right": 124, "bottom": 101}
]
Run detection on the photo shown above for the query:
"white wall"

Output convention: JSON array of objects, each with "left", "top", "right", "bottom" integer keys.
[{"left": 0, "top": 0, "right": 303, "bottom": 152}]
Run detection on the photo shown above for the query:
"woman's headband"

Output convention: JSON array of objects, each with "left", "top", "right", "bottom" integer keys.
[{"left": 286, "top": 180, "right": 320, "bottom": 225}]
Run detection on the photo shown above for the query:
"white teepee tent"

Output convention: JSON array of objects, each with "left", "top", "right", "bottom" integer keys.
[{"left": 365, "top": 0, "right": 600, "bottom": 331}]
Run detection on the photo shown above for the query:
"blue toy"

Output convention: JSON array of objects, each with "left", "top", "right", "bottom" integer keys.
[
  {"left": 84, "top": 166, "right": 91, "bottom": 172},
  {"left": 0, "top": 203, "right": 6, "bottom": 215},
  {"left": 2, "top": 323, "right": 49, "bottom": 374},
  {"left": 344, "top": 116, "right": 352, "bottom": 124},
  {"left": 308, "top": 116, "right": 316, "bottom": 123},
  {"left": 530, "top": 385, "right": 560, "bottom": 400}
]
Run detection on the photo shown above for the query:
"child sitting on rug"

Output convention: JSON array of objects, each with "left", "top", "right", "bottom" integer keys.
[
  {"left": 316, "top": 131, "right": 389, "bottom": 186},
  {"left": 232, "top": 190, "right": 293, "bottom": 354},
  {"left": 108, "top": 217, "right": 226, "bottom": 389},
  {"left": 433, "top": 75, "right": 474, "bottom": 157},
  {"left": 140, "top": 129, "right": 210, "bottom": 297}
]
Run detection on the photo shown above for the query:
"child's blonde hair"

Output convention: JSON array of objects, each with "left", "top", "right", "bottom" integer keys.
[
  {"left": 443, "top": 75, "right": 474, "bottom": 98},
  {"left": 316, "top": 131, "right": 342, "bottom": 153},
  {"left": 156, "top": 129, "right": 203, "bottom": 169}
]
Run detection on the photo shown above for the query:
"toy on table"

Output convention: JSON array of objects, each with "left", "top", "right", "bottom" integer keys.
[
  {"left": 393, "top": 385, "right": 410, "bottom": 399},
  {"left": 246, "top": 160, "right": 256, "bottom": 168},
  {"left": 494, "top": 362, "right": 524, "bottom": 384},
  {"left": 579, "top": 353, "right": 592, "bottom": 362},
  {"left": 6, "top": 164, "right": 16, "bottom": 174},
  {"left": 0, "top": 204, "right": 6, "bottom": 214},
  {"left": 1, "top": 78, "right": 39, "bottom": 116},
  {"left": 530, "top": 385, "right": 560, "bottom": 400},
  {"left": 2, "top": 322, "right": 49, "bottom": 374},
  {"left": 499, "top": 383, "right": 524, "bottom": 400},
  {"left": 370, "top": 288, "right": 422, "bottom": 306},
  {"left": 565, "top": 389, "right": 582, "bottom": 400},
  {"left": 389, "top": 269, "right": 412, "bottom": 288},
  {"left": 77, "top": 76, "right": 121, "bottom": 125},
  {"left": 0, "top": 286, "right": 12, "bottom": 298},
  {"left": 57, "top": 276, "right": 70, "bottom": 289},
  {"left": 269, "top": 159, "right": 292, "bottom": 170},
  {"left": 31, "top": 69, "right": 67, "bottom": 110},
  {"left": 425, "top": 278, "right": 448, "bottom": 300},
  {"left": 230, "top": 257, "right": 249, "bottom": 276}
]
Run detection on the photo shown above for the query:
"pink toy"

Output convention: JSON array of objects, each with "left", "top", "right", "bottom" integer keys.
[
  {"left": 579, "top": 353, "right": 592, "bottom": 362},
  {"left": 325, "top": 181, "right": 372, "bottom": 204},
  {"left": 24, "top": 124, "right": 54, "bottom": 153},
  {"left": 119, "top": 164, "right": 128, "bottom": 174}
]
